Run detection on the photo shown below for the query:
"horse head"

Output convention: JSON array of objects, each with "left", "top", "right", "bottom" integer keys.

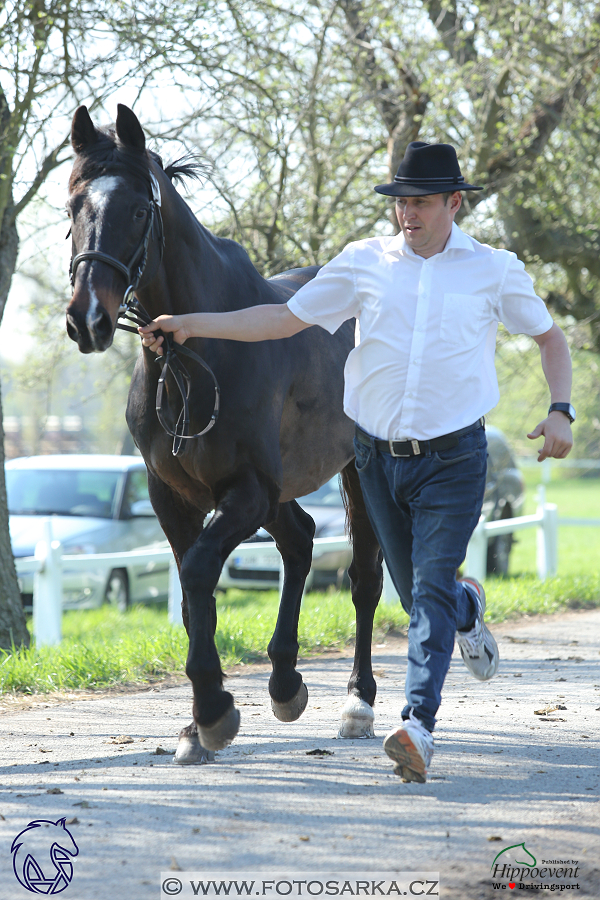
[{"left": 66, "top": 104, "right": 164, "bottom": 353}]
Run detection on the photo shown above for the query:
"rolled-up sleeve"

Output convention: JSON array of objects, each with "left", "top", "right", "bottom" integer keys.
[
  {"left": 496, "top": 253, "right": 554, "bottom": 336},
  {"left": 287, "top": 245, "right": 359, "bottom": 334}
]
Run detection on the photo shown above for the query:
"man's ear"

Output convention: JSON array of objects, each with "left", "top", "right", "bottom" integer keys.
[{"left": 450, "top": 191, "right": 462, "bottom": 214}]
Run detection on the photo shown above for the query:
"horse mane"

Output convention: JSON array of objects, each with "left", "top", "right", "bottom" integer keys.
[{"left": 69, "top": 127, "right": 207, "bottom": 190}]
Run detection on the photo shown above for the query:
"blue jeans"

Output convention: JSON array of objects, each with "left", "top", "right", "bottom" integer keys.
[{"left": 354, "top": 424, "right": 487, "bottom": 732}]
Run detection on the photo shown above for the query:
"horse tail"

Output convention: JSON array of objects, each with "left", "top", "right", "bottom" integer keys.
[{"left": 339, "top": 459, "right": 369, "bottom": 543}]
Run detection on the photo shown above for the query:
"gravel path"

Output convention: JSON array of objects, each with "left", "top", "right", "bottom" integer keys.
[{"left": 1, "top": 608, "right": 599, "bottom": 899}]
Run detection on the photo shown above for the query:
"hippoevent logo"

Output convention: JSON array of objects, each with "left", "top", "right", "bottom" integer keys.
[
  {"left": 11, "top": 818, "right": 79, "bottom": 894},
  {"left": 490, "top": 842, "right": 581, "bottom": 891}
]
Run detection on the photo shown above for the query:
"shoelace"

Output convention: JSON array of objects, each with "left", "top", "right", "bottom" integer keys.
[{"left": 458, "top": 619, "right": 484, "bottom": 657}]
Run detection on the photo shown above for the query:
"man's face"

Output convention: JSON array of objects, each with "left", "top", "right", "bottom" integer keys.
[{"left": 395, "top": 191, "right": 462, "bottom": 258}]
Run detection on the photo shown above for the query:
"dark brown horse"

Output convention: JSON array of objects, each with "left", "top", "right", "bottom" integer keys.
[{"left": 65, "top": 104, "right": 383, "bottom": 763}]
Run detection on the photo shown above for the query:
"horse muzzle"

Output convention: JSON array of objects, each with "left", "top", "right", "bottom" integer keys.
[{"left": 66, "top": 296, "right": 116, "bottom": 353}]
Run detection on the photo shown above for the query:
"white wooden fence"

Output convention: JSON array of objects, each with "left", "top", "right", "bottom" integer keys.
[{"left": 12, "top": 491, "right": 574, "bottom": 647}]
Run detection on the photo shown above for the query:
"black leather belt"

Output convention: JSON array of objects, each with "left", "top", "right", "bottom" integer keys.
[{"left": 355, "top": 418, "right": 484, "bottom": 458}]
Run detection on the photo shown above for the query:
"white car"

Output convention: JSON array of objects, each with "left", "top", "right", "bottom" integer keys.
[{"left": 7, "top": 455, "right": 169, "bottom": 611}]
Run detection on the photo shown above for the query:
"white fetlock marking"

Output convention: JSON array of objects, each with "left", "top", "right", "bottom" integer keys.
[{"left": 338, "top": 695, "right": 375, "bottom": 739}]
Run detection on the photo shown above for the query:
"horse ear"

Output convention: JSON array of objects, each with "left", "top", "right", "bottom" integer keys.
[
  {"left": 115, "top": 104, "right": 145, "bottom": 151},
  {"left": 71, "top": 106, "right": 97, "bottom": 153}
]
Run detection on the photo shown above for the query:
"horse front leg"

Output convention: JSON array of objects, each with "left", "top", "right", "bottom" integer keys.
[
  {"left": 146, "top": 473, "right": 213, "bottom": 765},
  {"left": 264, "top": 500, "right": 315, "bottom": 721},
  {"left": 180, "top": 470, "right": 273, "bottom": 752},
  {"left": 339, "top": 461, "right": 383, "bottom": 739}
]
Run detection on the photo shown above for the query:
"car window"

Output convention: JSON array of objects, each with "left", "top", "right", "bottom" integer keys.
[
  {"left": 120, "top": 470, "right": 150, "bottom": 517},
  {"left": 6, "top": 469, "right": 120, "bottom": 519},
  {"left": 297, "top": 476, "right": 344, "bottom": 507}
]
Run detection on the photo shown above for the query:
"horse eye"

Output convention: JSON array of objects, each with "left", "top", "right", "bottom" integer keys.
[{"left": 135, "top": 208, "right": 147, "bottom": 219}]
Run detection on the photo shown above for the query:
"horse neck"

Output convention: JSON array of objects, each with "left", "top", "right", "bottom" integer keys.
[{"left": 138, "top": 174, "right": 267, "bottom": 320}]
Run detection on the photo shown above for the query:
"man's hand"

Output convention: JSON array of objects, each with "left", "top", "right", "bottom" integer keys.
[
  {"left": 527, "top": 411, "right": 573, "bottom": 461},
  {"left": 138, "top": 315, "right": 191, "bottom": 356}
]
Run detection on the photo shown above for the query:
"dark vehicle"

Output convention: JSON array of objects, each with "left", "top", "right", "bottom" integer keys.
[{"left": 220, "top": 424, "right": 525, "bottom": 588}]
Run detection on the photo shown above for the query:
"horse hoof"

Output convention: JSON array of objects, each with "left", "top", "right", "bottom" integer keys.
[
  {"left": 271, "top": 681, "right": 308, "bottom": 722},
  {"left": 174, "top": 727, "right": 215, "bottom": 765},
  {"left": 198, "top": 705, "right": 241, "bottom": 751},
  {"left": 338, "top": 695, "right": 375, "bottom": 738}
]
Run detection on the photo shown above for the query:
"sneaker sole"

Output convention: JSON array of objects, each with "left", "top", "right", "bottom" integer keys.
[{"left": 383, "top": 729, "right": 427, "bottom": 783}]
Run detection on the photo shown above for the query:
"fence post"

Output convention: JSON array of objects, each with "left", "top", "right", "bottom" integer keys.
[
  {"left": 33, "top": 519, "right": 62, "bottom": 646},
  {"left": 168, "top": 558, "right": 183, "bottom": 625},
  {"left": 464, "top": 519, "right": 487, "bottom": 583},
  {"left": 537, "top": 501, "right": 558, "bottom": 580}
]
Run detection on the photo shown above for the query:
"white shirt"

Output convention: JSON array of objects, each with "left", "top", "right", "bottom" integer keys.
[{"left": 287, "top": 223, "right": 553, "bottom": 441}]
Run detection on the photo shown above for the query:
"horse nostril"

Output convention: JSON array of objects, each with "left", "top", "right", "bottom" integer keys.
[
  {"left": 66, "top": 313, "right": 80, "bottom": 342},
  {"left": 88, "top": 307, "right": 114, "bottom": 346}
]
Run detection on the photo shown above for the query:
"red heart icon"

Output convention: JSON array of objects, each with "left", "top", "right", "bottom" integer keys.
[{"left": 509, "top": 885, "right": 516, "bottom": 890}]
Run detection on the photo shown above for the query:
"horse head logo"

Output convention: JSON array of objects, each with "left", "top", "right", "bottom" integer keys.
[
  {"left": 11, "top": 818, "right": 79, "bottom": 894},
  {"left": 491, "top": 841, "right": 537, "bottom": 871}
]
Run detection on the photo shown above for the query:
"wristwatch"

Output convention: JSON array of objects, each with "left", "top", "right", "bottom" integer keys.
[{"left": 548, "top": 402, "right": 576, "bottom": 423}]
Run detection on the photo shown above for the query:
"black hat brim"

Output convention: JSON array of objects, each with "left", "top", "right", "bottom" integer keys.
[{"left": 374, "top": 182, "right": 483, "bottom": 197}]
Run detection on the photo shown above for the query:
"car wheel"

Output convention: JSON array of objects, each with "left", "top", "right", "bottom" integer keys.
[
  {"left": 105, "top": 569, "right": 129, "bottom": 612},
  {"left": 487, "top": 509, "right": 514, "bottom": 576}
]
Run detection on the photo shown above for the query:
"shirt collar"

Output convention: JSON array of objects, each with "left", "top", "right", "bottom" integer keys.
[{"left": 383, "top": 222, "right": 475, "bottom": 258}]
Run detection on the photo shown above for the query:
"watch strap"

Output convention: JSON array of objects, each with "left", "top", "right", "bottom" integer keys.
[{"left": 548, "top": 402, "right": 575, "bottom": 423}]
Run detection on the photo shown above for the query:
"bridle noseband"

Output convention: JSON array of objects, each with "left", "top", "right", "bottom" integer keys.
[{"left": 69, "top": 171, "right": 220, "bottom": 457}]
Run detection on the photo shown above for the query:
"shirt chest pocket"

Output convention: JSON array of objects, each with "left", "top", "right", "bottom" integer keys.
[{"left": 440, "top": 293, "right": 486, "bottom": 347}]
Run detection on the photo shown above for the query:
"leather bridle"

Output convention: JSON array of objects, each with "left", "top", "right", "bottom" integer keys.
[{"left": 68, "top": 171, "right": 220, "bottom": 457}]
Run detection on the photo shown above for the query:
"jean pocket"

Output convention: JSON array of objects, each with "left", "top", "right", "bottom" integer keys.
[
  {"left": 353, "top": 437, "right": 373, "bottom": 472},
  {"left": 433, "top": 432, "right": 482, "bottom": 466}
]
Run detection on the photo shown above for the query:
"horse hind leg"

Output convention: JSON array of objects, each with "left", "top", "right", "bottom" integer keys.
[
  {"left": 264, "top": 500, "right": 315, "bottom": 722},
  {"left": 338, "top": 460, "right": 383, "bottom": 739}
]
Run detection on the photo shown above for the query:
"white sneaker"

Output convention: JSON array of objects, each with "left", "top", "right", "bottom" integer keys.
[
  {"left": 456, "top": 577, "right": 499, "bottom": 681},
  {"left": 383, "top": 710, "right": 434, "bottom": 783}
]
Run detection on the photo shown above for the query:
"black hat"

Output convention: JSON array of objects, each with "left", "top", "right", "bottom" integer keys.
[{"left": 374, "top": 141, "right": 483, "bottom": 197}]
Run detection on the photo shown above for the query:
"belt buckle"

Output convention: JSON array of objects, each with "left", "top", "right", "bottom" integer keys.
[{"left": 389, "top": 439, "right": 411, "bottom": 458}]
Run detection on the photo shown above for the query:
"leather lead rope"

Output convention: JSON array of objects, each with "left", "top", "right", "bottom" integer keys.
[{"left": 117, "top": 298, "right": 221, "bottom": 457}]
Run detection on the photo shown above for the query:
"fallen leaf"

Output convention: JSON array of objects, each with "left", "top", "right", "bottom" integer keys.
[
  {"left": 46, "top": 788, "right": 63, "bottom": 795},
  {"left": 65, "top": 817, "right": 79, "bottom": 825},
  {"left": 299, "top": 836, "right": 310, "bottom": 842},
  {"left": 306, "top": 749, "right": 333, "bottom": 756},
  {"left": 534, "top": 704, "right": 566, "bottom": 715},
  {"left": 487, "top": 836, "right": 503, "bottom": 842},
  {"left": 154, "top": 747, "right": 175, "bottom": 755},
  {"left": 111, "top": 735, "right": 134, "bottom": 745},
  {"left": 170, "top": 858, "right": 182, "bottom": 871},
  {"left": 72, "top": 800, "right": 91, "bottom": 808},
  {"left": 39, "top": 749, "right": 52, "bottom": 753}
]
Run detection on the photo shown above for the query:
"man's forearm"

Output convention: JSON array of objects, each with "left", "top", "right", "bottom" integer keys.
[
  {"left": 182, "top": 304, "right": 309, "bottom": 341},
  {"left": 534, "top": 323, "right": 572, "bottom": 401}
]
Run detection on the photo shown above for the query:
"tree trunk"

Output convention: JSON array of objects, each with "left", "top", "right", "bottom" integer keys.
[{"left": 0, "top": 200, "right": 30, "bottom": 650}]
